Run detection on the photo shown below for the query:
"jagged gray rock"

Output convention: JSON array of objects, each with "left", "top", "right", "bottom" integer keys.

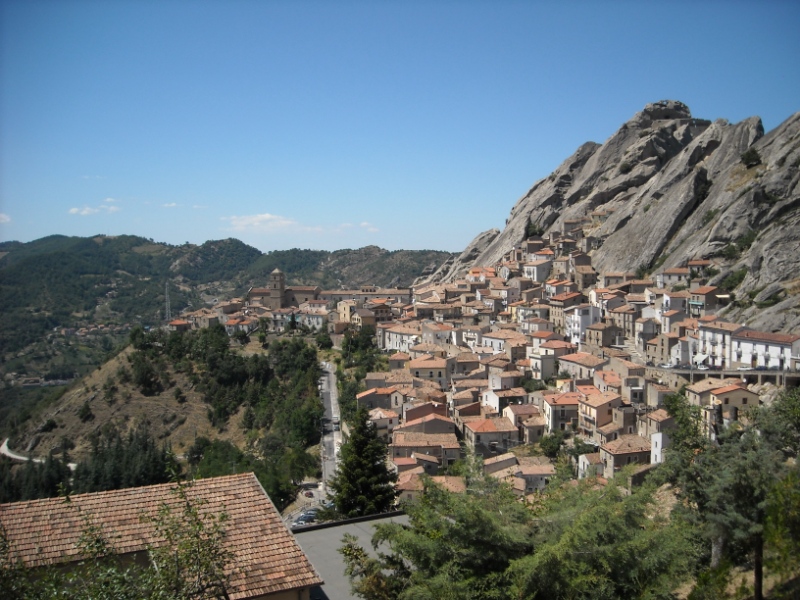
[
  {"left": 437, "top": 100, "right": 800, "bottom": 333},
  {"left": 420, "top": 228, "right": 500, "bottom": 284}
]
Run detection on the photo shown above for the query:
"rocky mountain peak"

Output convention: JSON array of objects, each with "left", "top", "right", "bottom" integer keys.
[{"left": 432, "top": 101, "right": 800, "bottom": 332}]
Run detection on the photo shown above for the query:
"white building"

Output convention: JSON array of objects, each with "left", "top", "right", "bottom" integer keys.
[
  {"left": 696, "top": 321, "right": 745, "bottom": 369},
  {"left": 730, "top": 330, "right": 800, "bottom": 370},
  {"left": 384, "top": 325, "right": 421, "bottom": 353},
  {"left": 565, "top": 304, "right": 602, "bottom": 347}
]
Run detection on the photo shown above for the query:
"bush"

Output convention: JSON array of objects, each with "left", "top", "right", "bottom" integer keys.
[
  {"left": 315, "top": 329, "right": 333, "bottom": 350},
  {"left": 740, "top": 147, "right": 762, "bottom": 168},
  {"left": 700, "top": 208, "right": 719, "bottom": 226},
  {"left": 720, "top": 267, "right": 747, "bottom": 291},
  {"left": 78, "top": 401, "right": 94, "bottom": 422},
  {"left": 539, "top": 431, "right": 565, "bottom": 459},
  {"left": 40, "top": 418, "right": 58, "bottom": 433},
  {"left": 619, "top": 161, "right": 633, "bottom": 174}
]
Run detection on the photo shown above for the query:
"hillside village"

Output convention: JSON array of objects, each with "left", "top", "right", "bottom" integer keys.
[{"left": 171, "top": 224, "right": 800, "bottom": 500}]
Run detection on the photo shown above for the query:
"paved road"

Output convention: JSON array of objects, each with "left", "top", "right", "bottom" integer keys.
[
  {"left": 319, "top": 361, "right": 343, "bottom": 498},
  {"left": 1, "top": 438, "right": 77, "bottom": 470},
  {"left": 284, "top": 361, "right": 343, "bottom": 527}
]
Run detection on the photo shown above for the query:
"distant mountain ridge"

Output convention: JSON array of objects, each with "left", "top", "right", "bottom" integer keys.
[
  {"left": 0, "top": 235, "right": 451, "bottom": 355},
  {"left": 429, "top": 100, "right": 800, "bottom": 333}
]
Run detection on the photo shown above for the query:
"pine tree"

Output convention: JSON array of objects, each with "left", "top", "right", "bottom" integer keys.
[{"left": 329, "top": 408, "right": 397, "bottom": 518}]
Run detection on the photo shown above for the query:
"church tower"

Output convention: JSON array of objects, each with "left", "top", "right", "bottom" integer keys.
[{"left": 268, "top": 268, "right": 286, "bottom": 309}]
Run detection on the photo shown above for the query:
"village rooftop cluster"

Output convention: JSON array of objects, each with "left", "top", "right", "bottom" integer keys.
[{"left": 172, "top": 226, "right": 800, "bottom": 496}]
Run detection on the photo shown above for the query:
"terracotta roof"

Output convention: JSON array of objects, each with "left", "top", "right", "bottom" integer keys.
[
  {"left": 595, "top": 370, "right": 621, "bottom": 386},
  {"left": 401, "top": 414, "right": 455, "bottom": 428},
  {"left": 369, "top": 408, "right": 399, "bottom": 420},
  {"left": 430, "top": 476, "right": 467, "bottom": 493},
  {"left": 572, "top": 385, "right": 598, "bottom": 397},
  {"left": 686, "top": 377, "right": 744, "bottom": 394},
  {"left": 692, "top": 286, "right": 718, "bottom": 295},
  {"left": 542, "top": 392, "right": 582, "bottom": 407},
  {"left": 582, "top": 392, "right": 621, "bottom": 408},
  {"left": 504, "top": 404, "right": 540, "bottom": 417},
  {"left": 733, "top": 329, "right": 800, "bottom": 344},
  {"left": 647, "top": 408, "right": 672, "bottom": 422},
  {"left": 559, "top": 352, "right": 607, "bottom": 368},
  {"left": 522, "top": 415, "right": 547, "bottom": 427},
  {"left": 391, "top": 432, "right": 460, "bottom": 448},
  {"left": 465, "top": 417, "right": 516, "bottom": 433},
  {"left": 597, "top": 422, "right": 622, "bottom": 435},
  {"left": 700, "top": 320, "right": 743, "bottom": 332},
  {"left": 711, "top": 384, "right": 758, "bottom": 396},
  {"left": 602, "top": 434, "right": 651, "bottom": 454},
  {"left": 539, "top": 340, "right": 577, "bottom": 350},
  {"left": 412, "top": 453, "right": 441, "bottom": 464},
  {"left": 0, "top": 474, "right": 322, "bottom": 598}
]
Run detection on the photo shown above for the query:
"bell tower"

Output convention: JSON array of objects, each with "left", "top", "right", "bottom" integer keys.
[{"left": 269, "top": 268, "right": 286, "bottom": 309}]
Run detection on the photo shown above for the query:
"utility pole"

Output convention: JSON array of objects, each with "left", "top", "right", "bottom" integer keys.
[{"left": 165, "top": 281, "right": 171, "bottom": 322}]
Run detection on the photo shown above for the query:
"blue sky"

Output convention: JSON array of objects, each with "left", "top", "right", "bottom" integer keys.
[{"left": 1, "top": 1, "right": 798, "bottom": 253}]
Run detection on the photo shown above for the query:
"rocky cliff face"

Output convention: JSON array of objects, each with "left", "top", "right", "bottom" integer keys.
[{"left": 437, "top": 100, "right": 800, "bottom": 332}]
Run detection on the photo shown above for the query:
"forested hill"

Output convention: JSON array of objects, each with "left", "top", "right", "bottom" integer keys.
[{"left": 0, "top": 234, "right": 451, "bottom": 356}]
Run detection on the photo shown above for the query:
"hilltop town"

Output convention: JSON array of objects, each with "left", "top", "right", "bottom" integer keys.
[{"left": 172, "top": 226, "right": 800, "bottom": 497}]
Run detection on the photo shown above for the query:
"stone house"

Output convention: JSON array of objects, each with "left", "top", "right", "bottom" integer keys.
[
  {"left": 578, "top": 452, "right": 604, "bottom": 479},
  {"left": 584, "top": 321, "right": 624, "bottom": 349},
  {"left": 541, "top": 391, "right": 581, "bottom": 433},
  {"left": 688, "top": 285, "right": 721, "bottom": 318},
  {"left": 578, "top": 392, "right": 623, "bottom": 438},
  {"left": 600, "top": 434, "right": 651, "bottom": 479},
  {"left": 463, "top": 417, "right": 517, "bottom": 453},
  {"left": 557, "top": 352, "right": 608, "bottom": 381},
  {"left": 389, "top": 432, "right": 461, "bottom": 467},
  {"left": 368, "top": 407, "right": 399, "bottom": 440}
]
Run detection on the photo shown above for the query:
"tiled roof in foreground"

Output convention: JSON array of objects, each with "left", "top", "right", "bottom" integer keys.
[{"left": 0, "top": 473, "right": 322, "bottom": 599}]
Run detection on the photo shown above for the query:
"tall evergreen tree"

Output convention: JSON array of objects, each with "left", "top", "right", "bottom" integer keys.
[{"left": 329, "top": 408, "right": 397, "bottom": 518}]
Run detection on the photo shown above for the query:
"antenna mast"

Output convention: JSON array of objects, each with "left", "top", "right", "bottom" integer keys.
[{"left": 165, "top": 281, "right": 171, "bottom": 322}]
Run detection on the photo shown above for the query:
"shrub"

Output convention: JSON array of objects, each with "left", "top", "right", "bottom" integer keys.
[
  {"left": 78, "top": 401, "right": 94, "bottom": 422},
  {"left": 720, "top": 267, "right": 747, "bottom": 291},
  {"left": 720, "top": 244, "right": 740, "bottom": 260},
  {"left": 740, "top": 147, "right": 762, "bottom": 168},
  {"left": 737, "top": 229, "right": 757, "bottom": 251},
  {"left": 619, "top": 161, "right": 633, "bottom": 174},
  {"left": 701, "top": 208, "right": 719, "bottom": 226},
  {"left": 40, "top": 418, "right": 58, "bottom": 433}
]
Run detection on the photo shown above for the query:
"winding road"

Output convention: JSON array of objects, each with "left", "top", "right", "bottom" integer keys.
[{"left": 1, "top": 438, "right": 77, "bottom": 470}]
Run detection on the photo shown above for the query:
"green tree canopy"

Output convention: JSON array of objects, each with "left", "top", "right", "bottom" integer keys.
[{"left": 329, "top": 408, "right": 397, "bottom": 518}]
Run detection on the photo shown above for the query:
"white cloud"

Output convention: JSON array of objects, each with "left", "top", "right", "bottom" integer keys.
[
  {"left": 68, "top": 204, "right": 121, "bottom": 216},
  {"left": 163, "top": 202, "right": 178, "bottom": 208},
  {"left": 104, "top": 197, "right": 120, "bottom": 203},
  {"left": 69, "top": 206, "right": 99, "bottom": 216},
  {"left": 0, "top": 213, "right": 10, "bottom": 223},
  {"left": 222, "top": 213, "right": 298, "bottom": 232},
  {"left": 360, "top": 221, "right": 379, "bottom": 233},
  {"left": 192, "top": 204, "right": 206, "bottom": 209}
]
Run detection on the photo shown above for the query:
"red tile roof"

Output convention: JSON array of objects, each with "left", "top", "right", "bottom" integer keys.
[{"left": 0, "top": 474, "right": 322, "bottom": 598}]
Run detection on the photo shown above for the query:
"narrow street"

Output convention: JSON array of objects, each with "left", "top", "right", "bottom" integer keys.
[
  {"left": 283, "top": 359, "right": 343, "bottom": 525},
  {"left": 319, "top": 360, "right": 342, "bottom": 498}
]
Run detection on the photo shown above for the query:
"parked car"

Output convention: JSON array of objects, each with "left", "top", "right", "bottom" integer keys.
[
  {"left": 659, "top": 363, "right": 672, "bottom": 369},
  {"left": 737, "top": 366, "right": 751, "bottom": 371},
  {"left": 303, "top": 490, "right": 314, "bottom": 498},
  {"left": 291, "top": 517, "right": 310, "bottom": 528},
  {"left": 697, "top": 364, "right": 709, "bottom": 371}
]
